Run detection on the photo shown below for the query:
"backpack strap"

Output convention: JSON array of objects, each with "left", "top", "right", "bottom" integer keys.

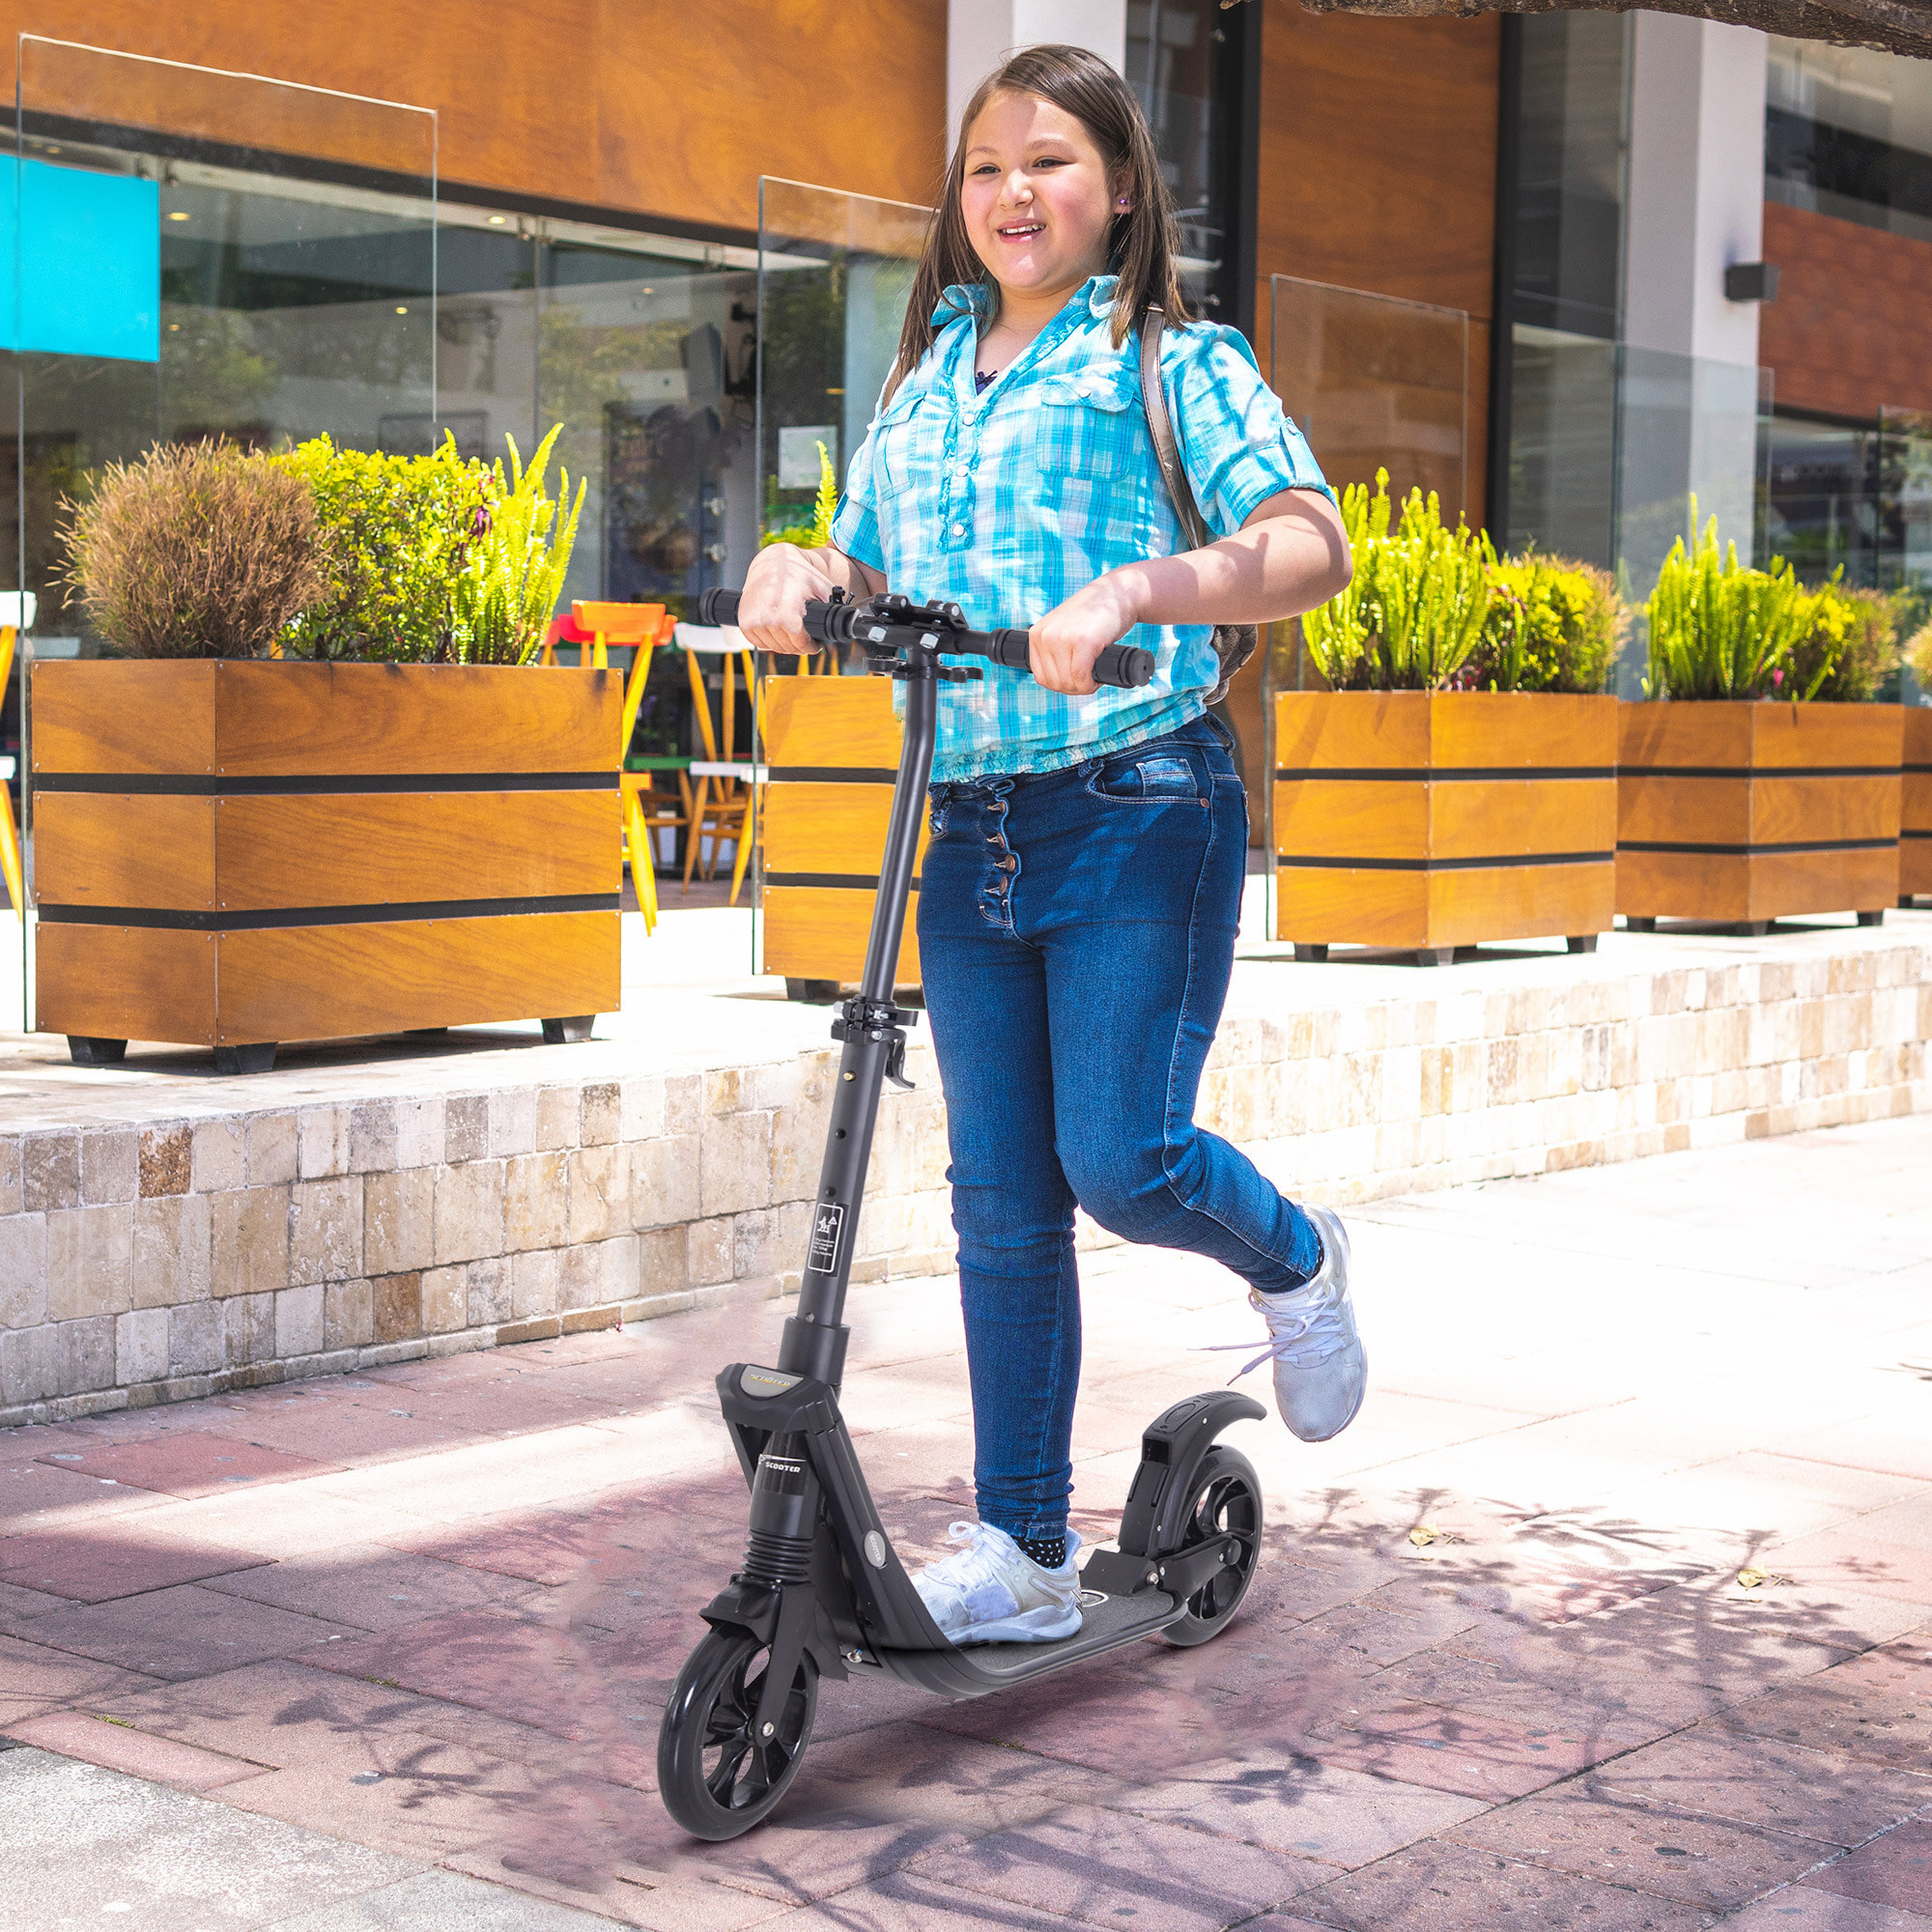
[{"left": 1138, "top": 305, "right": 1211, "bottom": 551}]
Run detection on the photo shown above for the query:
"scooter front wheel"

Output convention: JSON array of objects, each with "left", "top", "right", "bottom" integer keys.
[
  {"left": 1158, "top": 1444, "right": 1264, "bottom": 1647},
  {"left": 657, "top": 1626, "right": 818, "bottom": 1839}
]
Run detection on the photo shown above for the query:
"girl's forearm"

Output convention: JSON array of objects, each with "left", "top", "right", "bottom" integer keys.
[
  {"left": 798, "top": 546, "right": 886, "bottom": 598},
  {"left": 1109, "top": 493, "right": 1352, "bottom": 629}
]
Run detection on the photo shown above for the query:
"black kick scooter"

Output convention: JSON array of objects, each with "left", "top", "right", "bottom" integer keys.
[{"left": 657, "top": 587, "right": 1266, "bottom": 1839}]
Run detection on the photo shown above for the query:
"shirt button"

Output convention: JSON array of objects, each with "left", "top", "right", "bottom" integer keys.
[{"left": 951, "top": 523, "right": 965, "bottom": 537}]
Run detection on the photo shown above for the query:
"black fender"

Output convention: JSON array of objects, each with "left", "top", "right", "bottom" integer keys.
[{"left": 1081, "top": 1390, "right": 1265, "bottom": 1594}]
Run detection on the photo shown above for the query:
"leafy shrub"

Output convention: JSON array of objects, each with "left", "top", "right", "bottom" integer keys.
[
  {"left": 449, "top": 427, "right": 586, "bottom": 666},
  {"left": 1644, "top": 510, "right": 1823, "bottom": 700},
  {"left": 1786, "top": 582, "right": 1900, "bottom": 702},
  {"left": 58, "top": 440, "right": 324, "bottom": 659},
  {"left": 1301, "top": 469, "right": 1494, "bottom": 691},
  {"left": 277, "top": 435, "right": 487, "bottom": 662},
  {"left": 1461, "top": 554, "right": 1627, "bottom": 695}
]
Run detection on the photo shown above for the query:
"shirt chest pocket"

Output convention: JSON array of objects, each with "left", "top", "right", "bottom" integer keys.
[
  {"left": 874, "top": 389, "right": 950, "bottom": 494},
  {"left": 1035, "top": 372, "right": 1138, "bottom": 480}
]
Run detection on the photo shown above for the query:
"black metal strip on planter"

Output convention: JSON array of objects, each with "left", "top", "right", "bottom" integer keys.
[
  {"left": 1904, "top": 828, "right": 1932, "bottom": 840},
  {"left": 764, "top": 767, "right": 901, "bottom": 784},
  {"left": 763, "top": 873, "right": 923, "bottom": 892},
  {"left": 1273, "top": 851, "right": 1615, "bottom": 872},
  {"left": 1906, "top": 763, "right": 1932, "bottom": 775},
  {"left": 32, "top": 772, "right": 618, "bottom": 795},
  {"left": 1614, "top": 765, "right": 1904, "bottom": 781},
  {"left": 1615, "top": 838, "right": 1899, "bottom": 856},
  {"left": 36, "top": 894, "right": 620, "bottom": 931},
  {"left": 1271, "top": 765, "right": 1617, "bottom": 782}
]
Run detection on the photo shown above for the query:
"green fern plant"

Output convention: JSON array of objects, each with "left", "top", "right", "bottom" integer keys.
[
  {"left": 451, "top": 426, "right": 586, "bottom": 666},
  {"left": 1301, "top": 469, "right": 1494, "bottom": 690},
  {"left": 1643, "top": 501, "right": 1825, "bottom": 700},
  {"left": 759, "top": 440, "right": 838, "bottom": 551}
]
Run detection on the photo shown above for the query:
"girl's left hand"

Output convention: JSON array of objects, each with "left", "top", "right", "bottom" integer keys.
[{"left": 1028, "top": 572, "right": 1144, "bottom": 696}]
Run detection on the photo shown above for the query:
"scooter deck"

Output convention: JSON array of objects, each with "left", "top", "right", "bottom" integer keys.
[{"left": 866, "top": 1585, "right": 1179, "bottom": 1697}]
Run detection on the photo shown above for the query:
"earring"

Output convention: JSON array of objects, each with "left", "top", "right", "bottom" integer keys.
[{"left": 1118, "top": 197, "right": 1130, "bottom": 209}]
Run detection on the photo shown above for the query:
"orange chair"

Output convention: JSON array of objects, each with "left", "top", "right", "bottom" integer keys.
[{"left": 0, "top": 626, "right": 19, "bottom": 917}]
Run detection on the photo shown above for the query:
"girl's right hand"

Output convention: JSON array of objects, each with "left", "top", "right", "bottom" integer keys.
[{"left": 735, "top": 544, "right": 839, "bottom": 657}]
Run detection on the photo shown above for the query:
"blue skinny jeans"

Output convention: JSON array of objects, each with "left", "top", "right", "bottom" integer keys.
[{"left": 917, "top": 714, "right": 1320, "bottom": 1547}]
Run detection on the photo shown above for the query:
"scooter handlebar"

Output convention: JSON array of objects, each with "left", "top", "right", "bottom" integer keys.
[{"left": 696, "top": 588, "right": 1154, "bottom": 691}]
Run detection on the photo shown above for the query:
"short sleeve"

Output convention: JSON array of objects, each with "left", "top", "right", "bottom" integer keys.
[
  {"left": 829, "top": 425, "right": 886, "bottom": 574},
  {"left": 1161, "top": 323, "right": 1332, "bottom": 536}
]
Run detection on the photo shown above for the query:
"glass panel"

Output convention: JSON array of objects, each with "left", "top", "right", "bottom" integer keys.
[
  {"left": 1768, "top": 36, "right": 1932, "bottom": 244},
  {"left": 1505, "top": 325, "right": 1618, "bottom": 563},
  {"left": 1269, "top": 274, "right": 1469, "bottom": 519},
  {"left": 752, "top": 179, "right": 927, "bottom": 970},
  {"left": 9, "top": 40, "right": 436, "bottom": 1032},
  {"left": 1125, "top": 0, "right": 1217, "bottom": 313}
]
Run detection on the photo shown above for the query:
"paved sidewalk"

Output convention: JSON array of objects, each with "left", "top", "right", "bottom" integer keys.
[{"left": 3, "top": 1116, "right": 1928, "bottom": 1929}]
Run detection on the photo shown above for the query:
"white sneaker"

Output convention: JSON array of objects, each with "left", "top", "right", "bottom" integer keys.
[
  {"left": 1217, "top": 1204, "right": 1366, "bottom": 1442},
  {"left": 914, "top": 1521, "right": 1084, "bottom": 1646}
]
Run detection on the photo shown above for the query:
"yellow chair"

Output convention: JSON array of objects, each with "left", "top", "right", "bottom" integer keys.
[
  {"left": 567, "top": 602, "right": 675, "bottom": 931},
  {"left": 0, "top": 626, "right": 20, "bottom": 917},
  {"left": 675, "top": 621, "right": 759, "bottom": 901}
]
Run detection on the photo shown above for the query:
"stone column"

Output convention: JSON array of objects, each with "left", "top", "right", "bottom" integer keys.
[{"left": 1620, "top": 15, "right": 1770, "bottom": 596}]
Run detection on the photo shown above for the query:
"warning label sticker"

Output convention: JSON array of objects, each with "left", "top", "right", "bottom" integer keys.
[{"left": 807, "top": 1202, "right": 846, "bottom": 1273}]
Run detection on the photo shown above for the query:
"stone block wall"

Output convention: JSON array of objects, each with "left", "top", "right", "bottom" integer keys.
[{"left": 2, "top": 939, "right": 1928, "bottom": 1426}]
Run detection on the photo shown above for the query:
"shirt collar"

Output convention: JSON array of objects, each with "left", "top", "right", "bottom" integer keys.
[{"left": 932, "top": 273, "right": 1119, "bottom": 328}]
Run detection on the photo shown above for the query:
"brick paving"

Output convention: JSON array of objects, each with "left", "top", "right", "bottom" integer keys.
[{"left": 1, "top": 1114, "right": 1928, "bottom": 1929}]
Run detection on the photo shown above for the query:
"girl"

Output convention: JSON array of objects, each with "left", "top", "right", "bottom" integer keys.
[{"left": 737, "top": 45, "right": 1364, "bottom": 1646}]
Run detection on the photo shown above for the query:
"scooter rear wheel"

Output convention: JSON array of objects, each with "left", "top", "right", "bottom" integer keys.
[
  {"left": 657, "top": 1627, "right": 818, "bottom": 1839},
  {"left": 1159, "top": 1444, "right": 1263, "bottom": 1647}
]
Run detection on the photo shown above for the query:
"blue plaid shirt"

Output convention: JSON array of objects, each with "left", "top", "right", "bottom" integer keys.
[{"left": 830, "top": 274, "right": 1330, "bottom": 781}]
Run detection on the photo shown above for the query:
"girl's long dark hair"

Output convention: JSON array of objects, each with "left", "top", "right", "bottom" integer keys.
[{"left": 889, "top": 43, "right": 1193, "bottom": 398}]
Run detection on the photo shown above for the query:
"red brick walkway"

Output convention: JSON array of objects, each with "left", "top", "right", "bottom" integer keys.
[{"left": 3, "top": 1120, "right": 1929, "bottom": 1929}]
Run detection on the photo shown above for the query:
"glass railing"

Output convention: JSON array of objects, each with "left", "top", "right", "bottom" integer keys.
[{"left": 7, "top": 41, "right": 437, "bottom": 1031}]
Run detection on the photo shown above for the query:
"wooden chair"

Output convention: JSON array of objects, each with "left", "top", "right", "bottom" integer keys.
[
  {"left": 675, "top": 621, "right": 759, "bottom": 901},
  {"left": 0, "top": 627, "right": 18, "bottom": 917}
]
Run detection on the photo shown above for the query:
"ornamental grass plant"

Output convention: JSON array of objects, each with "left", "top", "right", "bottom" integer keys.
[
  {"left": 450, "top": 426, "right": 586, "bottom": 665},
  {"left": 1300, "top": 469, "right": 1494, "bottom": 690},
  {"left": 58, "top": 440, "right": 325, "bottom": 659},
  {"left": 1643, "top": 506, "right": 1825, "bottom": 700}
]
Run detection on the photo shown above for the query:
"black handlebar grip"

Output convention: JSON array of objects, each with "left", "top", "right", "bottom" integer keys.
[
  {"left": 984, "top": 628, "right": 1033, "bottom": 669},
  {"left": 696, "top": 587, "right": 738, "bottom": 627},
  {"left": 1093, "top": 643, "right": 1156, "bottom": 689}
]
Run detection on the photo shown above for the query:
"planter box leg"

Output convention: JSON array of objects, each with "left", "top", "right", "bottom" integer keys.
[
  {"left": 214, "top": 1042, "right": 278, "bottom": 1075},
  {"left": 1566, "top": 935, "right": 1598, "bottom": 954},
  {"left": 1293, "top": 943, "right": 1329, "bottom": 963},
  {"left": 542, "top": 1015, "right": 596, "bottom": 1044},
  {"left": 1902, "top": 896, "right": 1916, "bottom": 910},
  {"left": 1414, "top": 948, "right": 1454, "bottom": 968},
  {"left": 1857, "top": 909, "right": 1886, "bottom": 927},
  {"left": 1735, "top": 921, "right": 1771, "bottom": 938},
  {"left": 785, "top": 980, "right": 841, "bottom": 1005},
  {"left": 68, "top": 1036, "right": 128, "bottom": 1066},
  {"left": 1624, "top": 917, "right": 1658, "bottom": 934}
]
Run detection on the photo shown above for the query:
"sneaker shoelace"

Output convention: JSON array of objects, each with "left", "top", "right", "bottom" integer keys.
[
  {"left": 923, "top": 1520, "right": 1017, "bottom": 1598},
  {"left": 1208, "top": 1287, "right": 1353, "bottom": 1382}
]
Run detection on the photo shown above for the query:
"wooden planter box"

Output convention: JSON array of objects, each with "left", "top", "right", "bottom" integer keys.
[
  {"left": 1617, "top": 700, "right": 1902, "bottom": 935},
  {"left": 1272, "top": 691, "right": 1618, "bottom": 965},
  {"left": 760, "top": 675, "right": 919, "bottom": 998},
  {"left": 31, "top": 660, "right": 621, "bottom": 1071},
  {"left": 1905, "top": 707, "right": 1932, "bottom": 904}
]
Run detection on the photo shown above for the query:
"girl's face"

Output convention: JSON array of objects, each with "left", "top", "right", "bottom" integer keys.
[{"left": 959, "top": 90, "right": 1121, "bottom": 301}]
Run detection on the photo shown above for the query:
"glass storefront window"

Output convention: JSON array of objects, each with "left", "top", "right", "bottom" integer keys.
[{"left": 1768, "top": 37, "right": 1932, "bottom": 245}]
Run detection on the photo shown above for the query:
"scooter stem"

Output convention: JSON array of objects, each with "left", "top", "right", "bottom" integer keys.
[{"left": 776, "top": 665, "right": 939, "bottom": 1386}]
